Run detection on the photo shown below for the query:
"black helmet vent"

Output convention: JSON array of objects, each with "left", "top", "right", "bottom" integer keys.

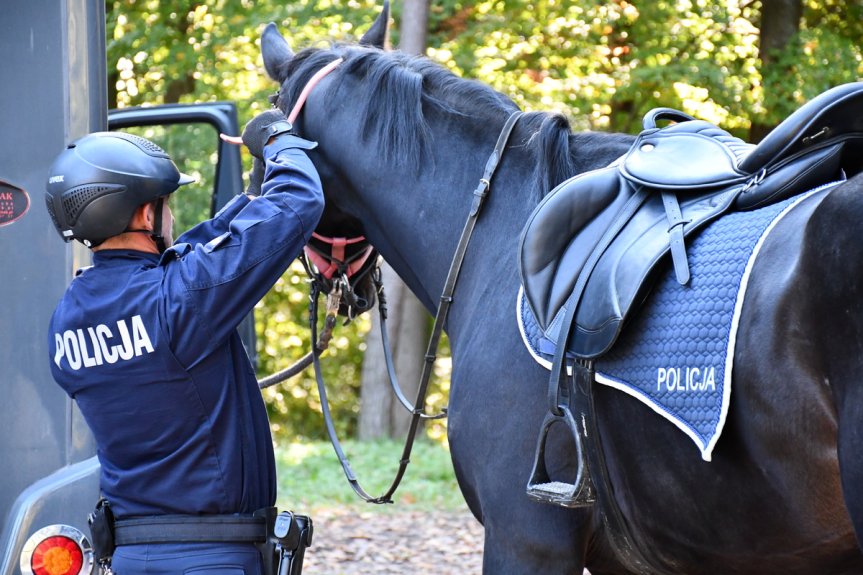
[
  {"left": 113, "top": 133, "right": 169, "bottom": 157},
  {"left": 45, "top": 195, "right": 61, "bottom": 232},
  {"left": 63, "top": 185, "right": 118, "bottom": 224}
]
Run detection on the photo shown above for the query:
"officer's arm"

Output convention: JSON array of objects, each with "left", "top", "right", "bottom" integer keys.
[
  {"left": 257, "top": 139, "right": 323, "bottom": 241},
  {"left": 174, "top": 190, "right": 252, "bottom": 247},
  {"left": 164, "top": 141, "right": 324, "bottom": 362}
]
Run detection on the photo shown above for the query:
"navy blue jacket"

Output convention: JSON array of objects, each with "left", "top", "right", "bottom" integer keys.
[{"left": 49, "top": 142, "right": 323, "bottom": 518}]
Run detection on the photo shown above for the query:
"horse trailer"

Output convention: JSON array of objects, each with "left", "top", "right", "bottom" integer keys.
[{"left": 2, "top": 2, "right": 247, "bottom": 573}]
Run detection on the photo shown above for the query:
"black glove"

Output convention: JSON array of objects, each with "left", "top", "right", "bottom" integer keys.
[
  {"left": 245, "top": 157, "right": 265, "bottom": 197},
  {"left": 241, "top": 109, "right": 294, "bottom": 159}
]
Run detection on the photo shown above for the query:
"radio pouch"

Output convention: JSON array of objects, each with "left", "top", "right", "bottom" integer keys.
[{"left": 87, "top": 498, "right": 116, "bottom": 565}]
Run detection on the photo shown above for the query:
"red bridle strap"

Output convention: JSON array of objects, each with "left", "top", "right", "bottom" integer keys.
[{"left": 287, "top": 57, "right": 344, "bottom": 124}]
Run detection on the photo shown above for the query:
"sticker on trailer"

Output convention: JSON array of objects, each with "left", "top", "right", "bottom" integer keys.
[{"left": 0, "top": 179, "right": 30, "bottom": 227}]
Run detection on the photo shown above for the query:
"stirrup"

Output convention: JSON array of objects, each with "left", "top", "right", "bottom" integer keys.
[{"left": 526, "top": 406, "right": 595, "bottom": 508}]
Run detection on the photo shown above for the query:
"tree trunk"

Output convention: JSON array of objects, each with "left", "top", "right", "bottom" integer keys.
[
  {"left": 358, "top": 0, "right": 431, "bottom": 440},
  {"left": 750, "top": 0, "right": 803, "bottom": 142},
  {"left": 399, "top": 0, "right": 429, "bottom": 55}
]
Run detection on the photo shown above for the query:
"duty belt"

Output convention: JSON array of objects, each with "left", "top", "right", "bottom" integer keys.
[{"left": 114, "top": 514, "right": 268, "bottom": 545}]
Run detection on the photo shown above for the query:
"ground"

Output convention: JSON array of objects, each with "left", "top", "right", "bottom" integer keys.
[{"left": 301, "top": 508, "right": 484, "bottom": 574}]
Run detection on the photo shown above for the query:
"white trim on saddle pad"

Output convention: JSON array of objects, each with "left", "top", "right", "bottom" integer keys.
[{"left": 517, "top": 182, "right": 841, "bottom": 461}]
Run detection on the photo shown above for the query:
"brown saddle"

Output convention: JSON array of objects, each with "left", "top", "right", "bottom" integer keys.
[{"left": 519, "top": 82, "right": 863, "bottom": 360}]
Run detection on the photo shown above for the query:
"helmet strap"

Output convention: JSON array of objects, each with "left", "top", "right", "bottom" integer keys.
[
  {"left": 150, "top": 197, "right": 167, "bottom": 254},
  {"left": 123, "top": 198, "right": 167, "bottom": 253}
]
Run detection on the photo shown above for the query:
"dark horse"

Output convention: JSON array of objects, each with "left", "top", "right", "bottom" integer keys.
[{"left": 260, "top": 7, "right": 863, "bottom": 574}]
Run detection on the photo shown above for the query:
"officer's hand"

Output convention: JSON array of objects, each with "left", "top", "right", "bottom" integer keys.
[
  {"left": 241, "top": 110, "right": 293, "bottom": 159},
  {"left": 245, "top": 157, "right": 265, "bottom": 197}
]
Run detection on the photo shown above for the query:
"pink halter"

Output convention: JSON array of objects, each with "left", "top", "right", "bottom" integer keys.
[
  {"left": 287, "top": 57, "right": 344, "bottom": 123},
  {"left": 305, "top": 233, "right": 375, "bottom": 280},
  {"left": 284, "top": 57, "right": 375, "bottom": 280}
]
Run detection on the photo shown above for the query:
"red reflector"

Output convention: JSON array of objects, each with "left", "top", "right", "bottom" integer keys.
[{"left": 31, "top": 536, "right": 83, "bottom": 575}]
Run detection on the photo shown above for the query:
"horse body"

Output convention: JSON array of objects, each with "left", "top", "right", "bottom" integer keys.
[{"left": 261, "top": 15, "right": 863, "bottom": 573}]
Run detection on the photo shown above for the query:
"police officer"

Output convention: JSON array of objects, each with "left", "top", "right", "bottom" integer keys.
[{"left": 45, "top": 110, "right": 322, "bottom": 573}]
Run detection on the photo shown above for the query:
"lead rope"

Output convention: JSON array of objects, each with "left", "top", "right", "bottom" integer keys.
[{"left": 311, "top": 111, "right": 524, "bottom": 503}]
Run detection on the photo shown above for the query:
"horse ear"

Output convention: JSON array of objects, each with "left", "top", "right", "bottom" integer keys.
[
  {"left": 261, "top": 22, "right": 294, "bottom": 82},
  {"left": 359, "top": 0, "right": 390, "bottom": 49}
]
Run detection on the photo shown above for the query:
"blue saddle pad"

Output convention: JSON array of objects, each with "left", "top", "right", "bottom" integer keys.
[{"left": 518, "top": 182, "right": 840, "bottom": 460}]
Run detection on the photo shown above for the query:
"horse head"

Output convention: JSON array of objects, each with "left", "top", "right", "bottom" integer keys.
[
  {"left": 257, "top": 2, "right": 542, "bottom": 312},
  {"left": 261, "top": 4, "right": 393, "bottom": 318},
  {"left": 302, "top": 201, "right": 379, "bottom": 319},
  {"left": 260, "top": 1, "right": 393, "bottom": 213}
]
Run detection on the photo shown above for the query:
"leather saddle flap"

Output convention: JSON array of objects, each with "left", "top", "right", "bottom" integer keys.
[
  {"left": 519, "top": 166, "right": 627, "bottom": 342},
  {"left": 621, "top": 120, "right": 753, "bottom": 190}
]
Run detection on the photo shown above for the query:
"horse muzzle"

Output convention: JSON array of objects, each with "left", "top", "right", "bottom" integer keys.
[{"left": 303, "top": 233, "right": 379, "bottom": 319}]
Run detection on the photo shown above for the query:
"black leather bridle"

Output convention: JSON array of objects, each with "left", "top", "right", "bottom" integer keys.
[{"left": 307, "top": 110, "right": 524, "bottom": 504}]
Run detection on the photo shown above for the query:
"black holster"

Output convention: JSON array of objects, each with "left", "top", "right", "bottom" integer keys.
[
  {"left": 276, "top": 512, "right": 313, "bottom": 575},
  {"left": 256, "top": 508, "right": 314, "bottom": 575},
  {"left": 87, "top": 498, "right": 116, "bottom": 568}
]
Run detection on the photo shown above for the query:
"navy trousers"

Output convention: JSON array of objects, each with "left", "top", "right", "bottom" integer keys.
[{"left": 112, "top": 542, "right": 263, "bottom": 574}]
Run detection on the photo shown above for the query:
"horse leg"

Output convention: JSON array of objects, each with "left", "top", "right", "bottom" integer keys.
[{"left": 447, "top": 347, "right": 595, "bottom": 574}]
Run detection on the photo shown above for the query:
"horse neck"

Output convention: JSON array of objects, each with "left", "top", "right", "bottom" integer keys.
[
  {"left": 361, "top": 113, "right": 540, "bottom": 315},
  {"left": 395, "top": 124, "right": 636, "bottom": 353},
  {"left": 303, "top": 91, "right": 529, "bottom": 309}
]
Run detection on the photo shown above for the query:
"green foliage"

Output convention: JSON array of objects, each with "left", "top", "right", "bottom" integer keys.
[
  {"left": 755, "top": 0, "right": 863, "bottom": 127},
  {"left": 423, "top": 1, "right": 757, "bottom": 132},
  {"left": 107, "top": 0, "right": 863, "bottom": 442},
  {"left": 276, "top": 439, "right": 466, "bottom": 511},
  {"left": 107, "top": 0, "right": 386, "bottom": 113},
  {"left": 425, "top": 0, "right": 861, "bottom": 136},
  {"left": 258, "top": 265, "right": 371, "bottom": 441}
]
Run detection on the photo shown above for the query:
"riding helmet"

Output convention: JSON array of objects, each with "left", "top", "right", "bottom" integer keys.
[{"left": 45, "top": 131, "right": 194, "bottom": 247}]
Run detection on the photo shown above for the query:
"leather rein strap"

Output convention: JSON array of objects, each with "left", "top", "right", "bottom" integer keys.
[{"left": 313, "top": 110, "right": 524, "bottom": 503}]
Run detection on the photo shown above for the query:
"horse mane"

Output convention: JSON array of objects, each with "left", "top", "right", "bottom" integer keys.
[{"left": 275, "top": 45, "right": 600, "bottom": 196}]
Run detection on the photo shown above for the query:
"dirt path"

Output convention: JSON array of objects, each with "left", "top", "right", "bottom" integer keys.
[
  {"left": 301, "top": 508, "right": 594, "bottom": 574},
  {"left": 301, "top": 508, "right": 485, "bottom": 574}
]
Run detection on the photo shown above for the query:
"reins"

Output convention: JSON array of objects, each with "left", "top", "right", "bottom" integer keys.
[
  {"left": 309, "top": 110, "right": 524, "bottom": 503},
  {"left": 256, "top": 55, "right": 524, "bottom": 503}
]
